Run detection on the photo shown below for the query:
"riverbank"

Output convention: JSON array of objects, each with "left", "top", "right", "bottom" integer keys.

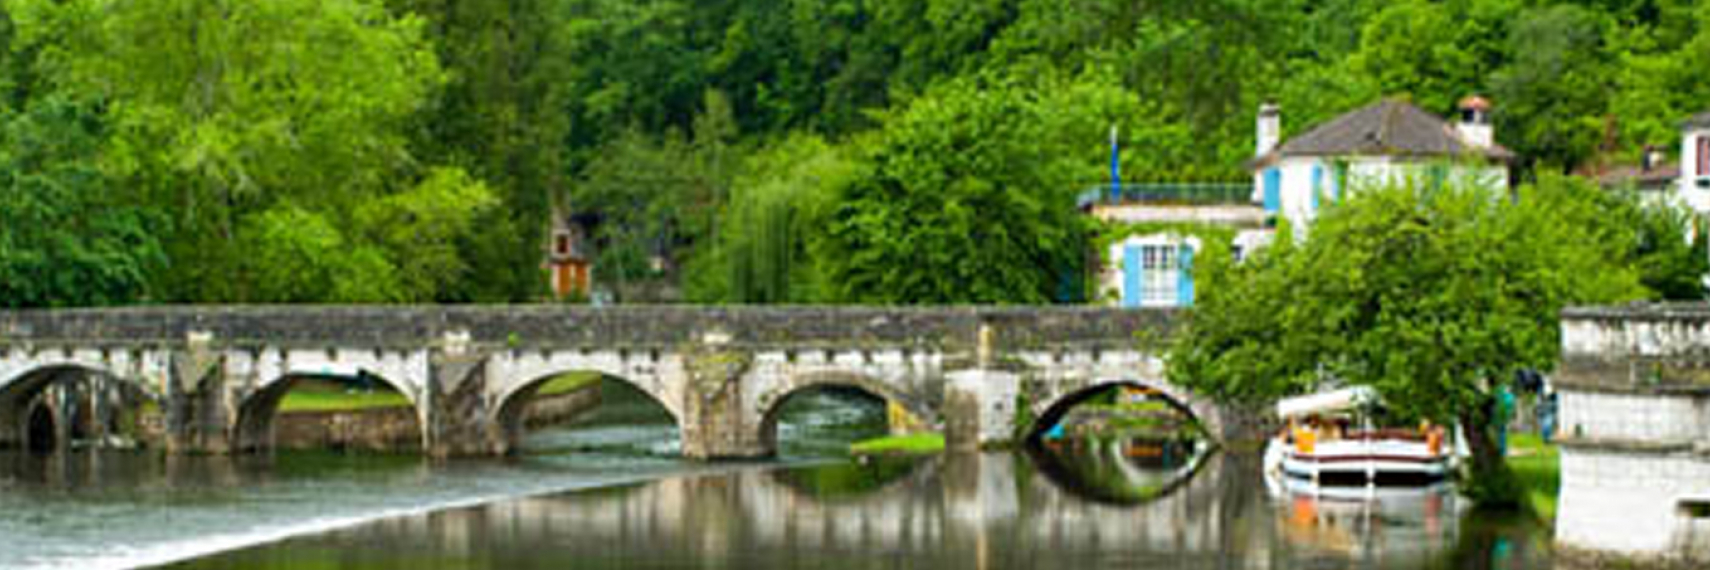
[
  {"left": 850, "top": 432, "right": 944, "bottom": 456},
  {"left": 1510, "top": 433, "right": 1559, "bottom": 524}
]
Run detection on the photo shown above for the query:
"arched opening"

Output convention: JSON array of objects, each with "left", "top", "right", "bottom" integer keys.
[
  {"left": 1024, "top": 381, "right": 1211, "bottom": 503},
  {"left": 234, "top": 372, "right": 422, "bottom": 453},
  {"left": 0, "top": 365, "right": 160, "bottom": 452},
  {"left": 759, "top": 380, "right": 935, "bottom": 459},
  {"left": 1028, "top": 381, "right": 1205, "bottom": 444},
  {"left": 25, "top": 402, "right": 57, "bottom": 454},
  {"left": 494, "top": 372, "right": 679, "bottom": 457}
]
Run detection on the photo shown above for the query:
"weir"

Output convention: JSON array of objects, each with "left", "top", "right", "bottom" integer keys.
[{"left": 0, "top": 306, "right": 1226, "bottom": 458}]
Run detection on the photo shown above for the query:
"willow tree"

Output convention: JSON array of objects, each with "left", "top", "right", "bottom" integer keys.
[{"left": 1168, "top": 175, "right": 1647, "bottom": 504}]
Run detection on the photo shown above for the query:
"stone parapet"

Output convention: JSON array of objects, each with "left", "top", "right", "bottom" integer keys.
[{"left": 1557, "top": 304, "right": 1710, "bottom": 567}]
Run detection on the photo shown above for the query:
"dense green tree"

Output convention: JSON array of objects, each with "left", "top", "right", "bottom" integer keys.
[
  {"left": 385, "top": 0, "right": 570, "bottom": 302},
  {"left": 0, "top": 97, "right": 162, "bottom": 308},
  {"left": 8, "top": 0, "right": 499, "bottom": 304},
  {"left": 1169, "top": 176, "right": 1646, "bottom": 503},
  {"left": 572, "top": 90, "right": 740, "bottom": 301},
  {"left": 1348, "top": 1, "right": 1482, "bottom": 115},
  {"left": 1491, "top": 4, "right": 1613, "bottom": 176},
  {"left": 816, "top": 73, "right": 1124, "bottom": 304}
]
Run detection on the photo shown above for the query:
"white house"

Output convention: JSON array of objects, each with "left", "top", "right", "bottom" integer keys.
[
  {"left": 1592, "top": 110, "right": 1710, "bottom": 216},
  {"left": 1249, "top": 97, "right": 1514, "bottom": 232},
  {"left": 1670, "top": 111, "right": 1710, "bottom": 215},
  {"left": 1086, "top": 185, "right": 1271, "bottom": 308}
]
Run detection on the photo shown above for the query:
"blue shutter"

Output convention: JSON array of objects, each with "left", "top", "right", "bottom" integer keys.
[
  {"left": 1263, "top": 168, "right": 1281, "bottom": 213},
  {"left": 1122, "top": 245, "right": 1142, "bottom": 308},
  {"left": 1311, "top": 164, "right": 1323, "bottom": 211},
  {"left": 1177, "top": 244, "right": 1195, "bottom": 307}
]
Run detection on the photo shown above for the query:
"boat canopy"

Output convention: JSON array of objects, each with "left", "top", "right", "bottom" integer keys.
[{"left": 1276, "top": 386, "right": 1379, "bottom": 418}]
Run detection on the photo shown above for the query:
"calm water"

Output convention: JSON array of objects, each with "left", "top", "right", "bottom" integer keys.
[{"left": 0, "top": 384, "right": 1553, "bottom": 570}]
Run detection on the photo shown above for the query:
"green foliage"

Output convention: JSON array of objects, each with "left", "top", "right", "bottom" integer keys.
[
  {"left": 1491, "top": 5, "right": 1613, "bottom": 175},
  {"left": 0, "top": 97, "right": 162, "bottom": 308},
  {"left": 1172, "top": 175, "right": 1644, "bottom": 410},
  {"left": 817, "top": 73, "right": 1140, "bottom": 304},
  {"left": 4, "top": 0, "right": 1710, "bottom": 306},
  {"left": 1509, "top": 433, "right": 1560, "bottom": 522},
  {"left": 355, "top": 168, "right": 499, "bottom": 302},
  {"left": 237, "top": 206, "right": 401, "bottom": 303},
  {"left": 686, "top": 134, "right": 854, "bottom": 304},
  {"left": 1168, "top": 174, "right": 1647, "bottom": 500}
]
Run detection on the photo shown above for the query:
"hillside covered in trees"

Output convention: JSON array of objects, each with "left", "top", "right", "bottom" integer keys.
[{"left": 3, "top": 0, "right": 1708, "bottom": 306}]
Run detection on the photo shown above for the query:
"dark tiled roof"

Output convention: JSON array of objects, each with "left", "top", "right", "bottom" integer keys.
[
  {"left": 1262, "top": 99, "right": 1514, "bottom": 164},
  {"left": 1594, "top": 161, "right": 1678, "bottom": 190}
]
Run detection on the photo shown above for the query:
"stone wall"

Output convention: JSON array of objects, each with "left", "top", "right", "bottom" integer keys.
[
  {"left": 1557, "top": 304, "right": 1710, "bottom": 567},
  {"left": 274, "top": 406, "right": 421, "bottom": 452}
]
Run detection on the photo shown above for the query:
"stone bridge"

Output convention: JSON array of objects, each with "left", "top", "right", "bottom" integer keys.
[{"left": 0, "top": 306, "right": 1224, "bottom": 458}]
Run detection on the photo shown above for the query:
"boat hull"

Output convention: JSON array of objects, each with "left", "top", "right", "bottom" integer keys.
[{"left": 1265, "top": 438, "right": 1453, "bottom": 487}]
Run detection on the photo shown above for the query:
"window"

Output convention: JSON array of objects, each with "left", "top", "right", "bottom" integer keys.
[
  {"left": 554, "top": 233, "right": 571, "bottom": 256},
  {"left": 1141, "top": 245, "right": 1178, "bottom": 304}
]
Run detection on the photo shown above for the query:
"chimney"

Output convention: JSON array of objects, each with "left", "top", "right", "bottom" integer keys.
[
  {"left": 1256, "top": 102, "right": 1281, "bottom": 158},
  {"left": 1456, "top": 95, "right": 1494, "bottom": 149}
]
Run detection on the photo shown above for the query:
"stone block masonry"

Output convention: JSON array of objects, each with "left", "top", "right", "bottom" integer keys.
[
  {"left": 1556, "top": 304, "right": 1710, "bottom": 567},
  {"left": 0, "top": 306, "right": 1232, "bottom": 459}
]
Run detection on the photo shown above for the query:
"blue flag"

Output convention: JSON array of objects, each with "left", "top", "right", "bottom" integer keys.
[{"left": 1109, "top": 125, "right": 1121, "bottom": 202}]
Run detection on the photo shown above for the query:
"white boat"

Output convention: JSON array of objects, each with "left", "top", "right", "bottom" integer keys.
[{"left": 1263, "top": 387, "right": 1458, "bottom": 488}]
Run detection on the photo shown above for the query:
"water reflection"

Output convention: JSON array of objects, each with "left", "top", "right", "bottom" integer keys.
[
  {"left": 1026, "top": 437, "right": 1206, "bottom": 505},
  {"left": 166, "top": 445, "right": 1553, "bottom": 570}
]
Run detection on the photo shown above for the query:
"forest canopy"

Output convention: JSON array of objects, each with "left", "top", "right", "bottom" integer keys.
[{"left": 2, "top": 0, "right": 1708, "bottom": 306}]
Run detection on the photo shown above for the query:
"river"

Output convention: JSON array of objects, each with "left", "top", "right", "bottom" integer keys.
[{"left": 0, "top": 383, "right": 1553, "bottom": 569}]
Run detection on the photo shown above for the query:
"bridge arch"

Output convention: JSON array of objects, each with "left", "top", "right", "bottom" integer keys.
[
  {"left": 0, "top": 363, "right": 161, "bottom": 451},
  {"left": 234, "top": 370, "right": 424, "bottom": 453},
  {"left": 490, "top": 370, "right": 682, "bottom": 456},
  {"left": 755, "top": 371, "right": 940, "bottom": 457},
  {"left": 1025, "top": 378, "right": 1218, "bottom": 443}
]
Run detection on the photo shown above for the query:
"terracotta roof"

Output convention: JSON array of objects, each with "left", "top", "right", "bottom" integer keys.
[
  {"left": 1458, "top": 95, "right": 1491, "bottom": 112},
  {"left": 1256, "top": 99, "right": 1514, "bottom": 166}
]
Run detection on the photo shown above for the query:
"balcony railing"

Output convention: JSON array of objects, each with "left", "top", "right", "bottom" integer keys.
[{"left": 1077, "top": 183, "right": 1255, "bottom": 208}]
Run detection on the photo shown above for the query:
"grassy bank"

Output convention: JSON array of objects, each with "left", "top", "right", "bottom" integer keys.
[
  {"left": 1509, "top": 433, "right": 1560, "bottom": 524},
  {"left": 850, "top": 432, "right": 944, "bottom": 456},
  {"left": 278, "top": 372, "right": 600, "bottom": 413}
]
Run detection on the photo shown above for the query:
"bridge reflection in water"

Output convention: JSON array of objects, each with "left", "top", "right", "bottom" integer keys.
[{"left": 167, "top": 446, "right": 1554, "bottom": 570}]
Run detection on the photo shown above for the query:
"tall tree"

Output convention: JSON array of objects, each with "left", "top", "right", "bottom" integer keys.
[
  {"left": 816, "top": 72, "right": 1135, "bottom": 304},
  {"left": 1169, "top": 176, "right": 1646, "bottom": 503},
  {"left": 386, "top": 0, "right": 572, "bottom": 302},
  {"left": 1490, "top": 4, "right": 1613, "bottom": 176}
]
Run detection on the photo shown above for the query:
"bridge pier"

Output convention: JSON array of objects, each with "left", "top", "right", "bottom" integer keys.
[{"left": 944, "top": 369, "right": 1020, "bottom": 452}]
